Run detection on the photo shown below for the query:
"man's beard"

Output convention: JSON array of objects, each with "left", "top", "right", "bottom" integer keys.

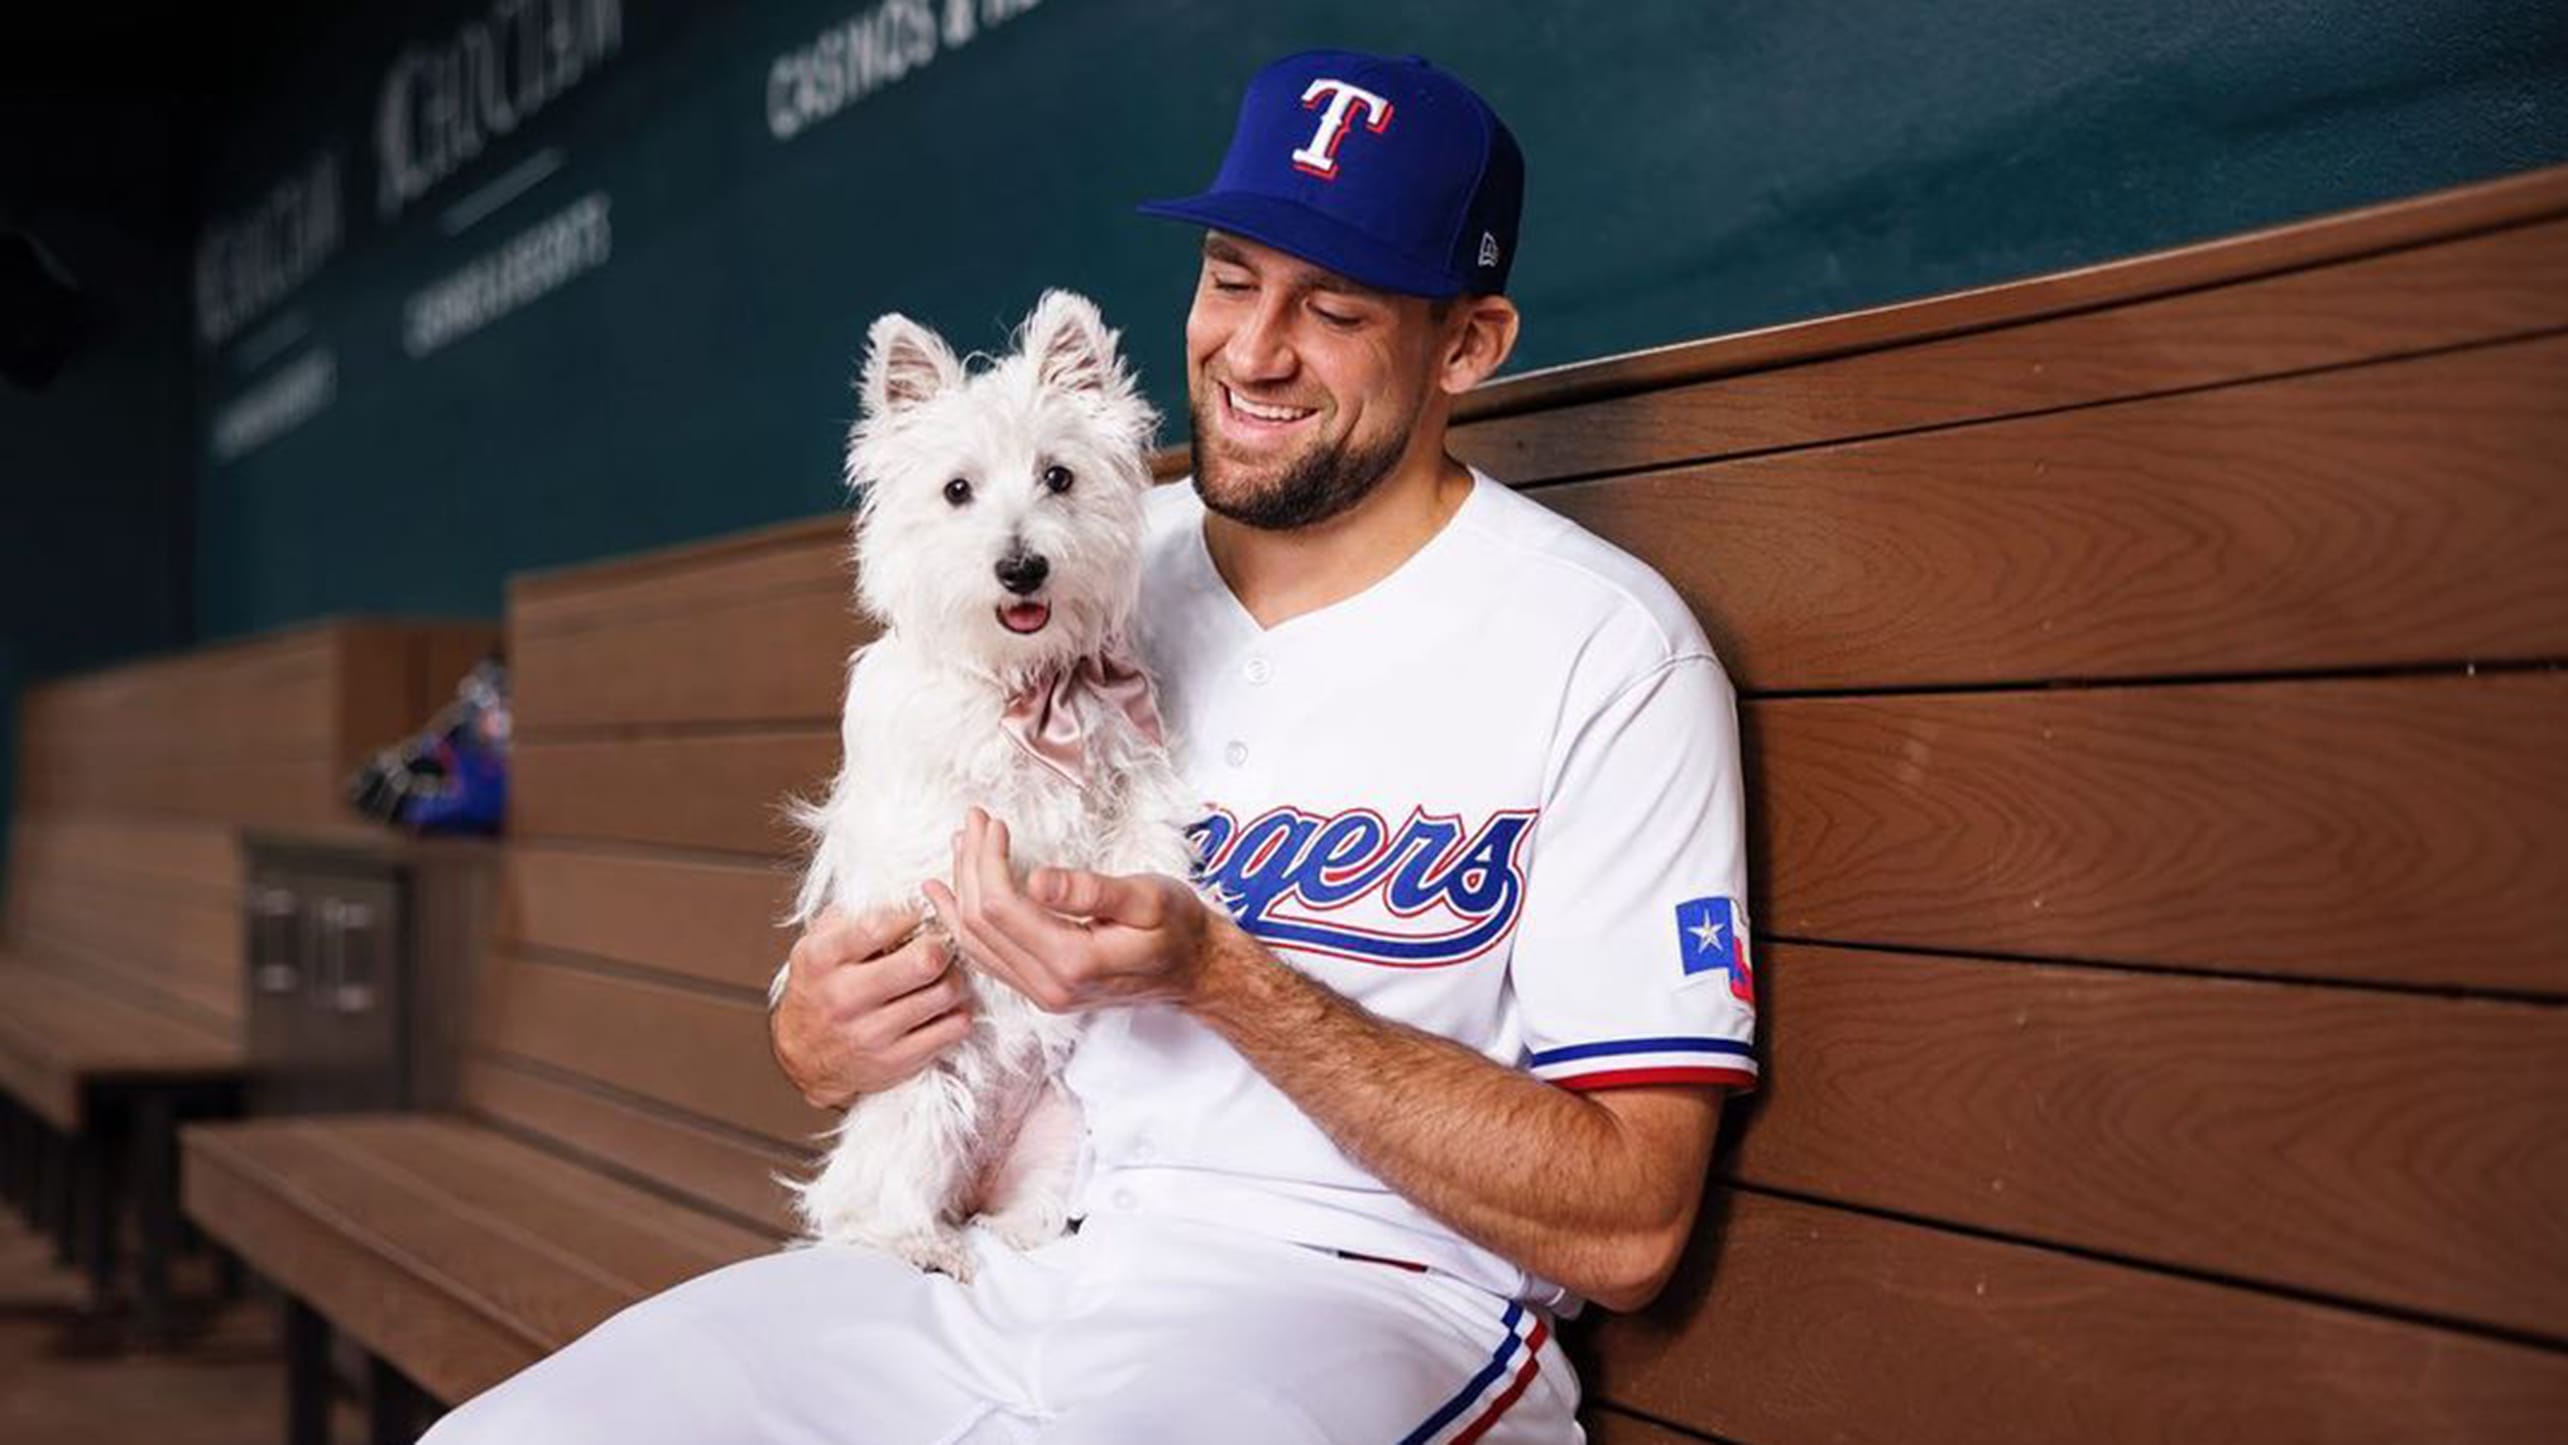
[{"left": 1188, "top": 392, "right": 1410, "bottom": 532}]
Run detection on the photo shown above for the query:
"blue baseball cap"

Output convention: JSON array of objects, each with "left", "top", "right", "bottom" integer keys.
[{"left": 1138, "top": 50, "right": 1524, "bottom": 299}]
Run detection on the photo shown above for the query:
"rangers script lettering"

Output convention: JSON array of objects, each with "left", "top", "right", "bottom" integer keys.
[{"left": 1191, "top": 804, "right": 1536, "bottom": 967}]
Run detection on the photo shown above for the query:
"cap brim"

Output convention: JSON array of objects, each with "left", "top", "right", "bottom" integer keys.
[{"left": 1136, "top": 191, "right": 1464, "bottom": 299}]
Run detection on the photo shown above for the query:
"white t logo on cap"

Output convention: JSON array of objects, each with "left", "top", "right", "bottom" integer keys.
[{"left": 1291, "top": 79, "right": 1393, "bottom": 180}]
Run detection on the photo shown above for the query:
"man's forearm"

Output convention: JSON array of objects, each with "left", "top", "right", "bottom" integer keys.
[{"left": 1186, "top": 918, "right": 1720, "bottom": 1309}]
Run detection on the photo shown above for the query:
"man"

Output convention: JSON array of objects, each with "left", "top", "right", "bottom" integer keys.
[{"left": 426, "top": 50, "right": 1752, "bottom": 1445}]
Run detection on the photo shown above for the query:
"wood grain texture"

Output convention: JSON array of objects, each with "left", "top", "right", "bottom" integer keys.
[
  {"left": 183, "top": 1129, "right": 546, "bottom": 1404},
  {"left": 471, "top": 949, "right": 827, "bottom": 1145},
  {"left": 512, "top": 731, "right": 838, "bottom": 855},
  {"left": 509, "top": 517, "right": 848, "bottom": 632},
  {"left": 461, "top": 1055, "right": 802, "bottom": 1237},
  {"left": 0, "top": 967, "right": 241, "bottom": 1129},
  {"left": 493, "top": 846, "right": 798, "bottom": 993},
  {"left": 315, "top": 1116, "right": 768, "bottom": 1285},
  {"left": 3, "top": 814, "right": 241, "bottom": 902},
  {"left": 1461, "top": 164, "right": 2568, "bottom": 427},
  {"left": 13, "top": 619, "right": 497, "bottom": 821},
  {"left": 1583, "top": 1408, "right": 1723, "bottom": 1445},
  {"left": 10, "top": 872, "right": 242, "bottom": 1024},
  {"left": 512, "top": 577, "right": 868, "bottom": 734},
  {"left": 1730, "top": 943, "right": 2568, "bottom": 1338},
  {"left": 181, "top": 1115, "right": 768, "bottom": 1404},
  {"left": 1545, "top": 332, "right": 2568, "bottom": 692},
  {"left": 1589, "top": 1190, "right": 2568, "bottom": 1445},
  {"left": 17, "top": 751, "right": 348, "bottom": 826},
  {"left": 1753, "top": 670, "right": 2568, "bottom": 993}
]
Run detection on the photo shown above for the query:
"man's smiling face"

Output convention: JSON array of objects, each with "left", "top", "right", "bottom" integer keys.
[{"left": 1184, "top": 231, "right": 1453, "bottom": 531}]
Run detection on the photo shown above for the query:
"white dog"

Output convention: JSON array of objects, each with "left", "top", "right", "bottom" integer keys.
[{"left": 778, "top": 290, "right": 1198, "bottom": 1278}]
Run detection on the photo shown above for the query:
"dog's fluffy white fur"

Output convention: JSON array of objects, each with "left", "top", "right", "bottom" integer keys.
[{"left": 778, "top": 290, "right": 1197, "bottom": 1278}]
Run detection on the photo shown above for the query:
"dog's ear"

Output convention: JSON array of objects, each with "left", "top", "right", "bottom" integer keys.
[
  {"left": 860, "top": 313, "right": 962, "bottom": 417},
  {"left": 1020, "top": 289, "right": 1129, "bottom": 399}
]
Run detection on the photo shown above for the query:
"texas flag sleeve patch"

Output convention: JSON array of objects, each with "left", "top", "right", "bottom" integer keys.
[{"left": 1676, "top": 895, "right": 1753, "bottom": 1005}]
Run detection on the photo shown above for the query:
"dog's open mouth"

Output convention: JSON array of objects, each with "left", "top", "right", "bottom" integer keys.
[{"left": 997, "top": 600, "right": 1052, "bottom": 635}]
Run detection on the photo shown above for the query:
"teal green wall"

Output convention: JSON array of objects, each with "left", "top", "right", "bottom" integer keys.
[
  {"left": 191, "top": 0, "right": 2568, "bottom": 637},
  {"left": 2, "top": 88, "right": 197, "bottom": 883}
]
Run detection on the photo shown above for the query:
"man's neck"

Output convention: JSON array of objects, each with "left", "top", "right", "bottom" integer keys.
[{"left": 1203, "top": 450, "right": 1476, "bottom": 631}]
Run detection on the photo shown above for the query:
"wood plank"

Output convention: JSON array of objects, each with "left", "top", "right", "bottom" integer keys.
[
  {"left": 14, "top": 620, "right": 498, "bottom": 821},
  {"left": 509, "top": 519, "right": 849, "bottom": 634},
  {"left": 513, "top": 732, "right": 838, "bottom": 856},
  {"left": 18, "top": 750, "right": 345, "bottom": 827},
  {"left": 0, "top": 968, "right": 240, "bottom": 1070},
  {"left": 472, "top": 950, "right": 826, "bottom": 1145},
  {"left": 461, "top": 1056, "right": 802, "bottom": 1238},
  {"left": 334, "top": 627, "right": 431, "bottom": 778},
  {"left": 1754, "top": 671, "right": 2568, "bottom": 994},
  {"left": 189, "top": 1119, "right": 642, "bottom": 1350},
  {"left": 1731, "top": 943, "right": 2568, "bottom": 1338},
  {"left": 494, "top": 846, "right": 798, "bottom": 993},
  {"left": 1583, "top": 1408, "right": 1720, "bottom": 1445},
  {"left": 1461, "top": 163, "right": 2568, "bottom": 427},
  {"left": 512, "top": 579, "right": 868, "bottom": 734},
  {"left": 2, "top": 814, "right": 240, "bottom": 901},
  {"left": 10, "top": 871, "right": 242, "bottom": 1023},
  {"left": 18, "top": 627, "right": 337, "bottom": 766},
  {"left": 315, "top": 1117, "right": 768, "bottom": 1288},
  {"left": 0, "top": 967, "right": 240, "bottom": 1128},
  {"left": 1589, "top": 1190, "right": 2568, "bottom": 1445},
  {"left": 184, "top": 1128, "right": 545, "bottom": 1405},
  {"left": 0, "top": 1000, "right": 80, "bottom": 1129},
  {"left": 1548, "top": 332, "right": 2568, "bottom": 692},
  {"left": 11, "top": 925, "right": 239, "bottom": 1029}
]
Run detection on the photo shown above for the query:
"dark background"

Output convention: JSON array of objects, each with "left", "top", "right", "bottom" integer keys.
[{"left": 4, "top": 0, "right": 2566, "bottom": 858}]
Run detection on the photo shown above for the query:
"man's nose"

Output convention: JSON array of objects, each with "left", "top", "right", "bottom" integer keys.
[
  {"left": 1223, "top": 294, "right": 1296, "bottom": 382},
  {"left": 996, "top": 551, "right": 1050, "bottom": 595}
]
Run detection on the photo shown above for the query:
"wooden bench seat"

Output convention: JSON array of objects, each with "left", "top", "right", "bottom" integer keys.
[
  {"left": 186, "top": 163, "right": 2568, "bottom": 1444},
  {"left": 185, "top": 1114, "right": 770, "bottom": 1404},
  {"left": 0, "top": 965, "right": 242, "bottom": 1132},
  {"left": 0, "top": 620, "right": 496, "bottom": 1341}
]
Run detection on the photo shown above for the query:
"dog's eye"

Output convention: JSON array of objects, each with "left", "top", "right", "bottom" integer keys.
[
  {"left": 943, "top": 478, "right": 972, "bottom": 506},
  {"left": 1042, "top": 465, "right": 1074, "bottom": 495}
]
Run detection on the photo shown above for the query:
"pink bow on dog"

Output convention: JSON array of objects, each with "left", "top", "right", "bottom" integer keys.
[{"left": 1001, "top": 654, "right": 1167, "bottom": 787}]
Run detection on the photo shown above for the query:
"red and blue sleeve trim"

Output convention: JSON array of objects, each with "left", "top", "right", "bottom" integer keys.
[{"left": 1528, "top": 1036, "right": 1757, "bottom": 1093}]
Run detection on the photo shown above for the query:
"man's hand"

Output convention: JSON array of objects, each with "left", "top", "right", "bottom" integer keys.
[
  {"left": 770, "top": 901, "right": 974, "bottom": 1111},
  {"left": 921, "top": 806, "right": 1220, "bottom": 1013}
]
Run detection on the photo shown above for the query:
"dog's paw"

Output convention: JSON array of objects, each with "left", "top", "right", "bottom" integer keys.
[
  {"left": 888, "top": 1227, "right": 978, "bottom": 1281},
  {"left": 979, "top": 1201, "right": 1070, "bottom": 1253}
]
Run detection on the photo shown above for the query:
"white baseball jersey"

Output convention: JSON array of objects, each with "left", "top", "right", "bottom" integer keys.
[{"left": 1064, "top": 467, "right": 1757, "bottom": 1310}]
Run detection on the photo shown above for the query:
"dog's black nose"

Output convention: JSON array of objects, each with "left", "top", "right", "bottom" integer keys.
[{"left": 996, "top": 552, "right": 1050, "bottom": 596}]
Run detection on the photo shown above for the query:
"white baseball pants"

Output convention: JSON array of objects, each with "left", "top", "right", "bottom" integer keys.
[{"left": 418, "top": 1212, "right": 1582, "bottom": 1444}]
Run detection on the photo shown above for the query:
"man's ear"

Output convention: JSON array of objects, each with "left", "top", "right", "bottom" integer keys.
[
  {"left": 1437, "top": 294, "right": 1521, "bottom": 397},
  {"left": 860, "top": 313, "right": 964, "bottom": 418}
]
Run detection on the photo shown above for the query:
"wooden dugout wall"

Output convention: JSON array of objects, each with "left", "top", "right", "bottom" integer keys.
[
  {"left": 469, "top": 166, "right": 2565, "bottom": 1441},
  {"left": 5, "top": 620, "right": 498, "bottom": 1033}
]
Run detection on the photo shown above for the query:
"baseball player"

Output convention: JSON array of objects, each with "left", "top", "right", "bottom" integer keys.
[{"left": 425, "top": 49, "right": 1753, "bottom": 1444}]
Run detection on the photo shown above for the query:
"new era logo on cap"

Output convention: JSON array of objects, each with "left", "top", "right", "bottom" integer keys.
[{"left": 1137, "top": 50, "right": 1525, "bottom": 299}]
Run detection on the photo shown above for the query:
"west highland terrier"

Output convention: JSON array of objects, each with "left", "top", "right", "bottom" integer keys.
[{"left": 779, "top": 290, "right": 1197, "bottom": 1278}]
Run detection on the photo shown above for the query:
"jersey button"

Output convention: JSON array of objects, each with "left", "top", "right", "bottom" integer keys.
[
  {"left": 1111, "top": 1188, "right": 1138, "bottom": 1211},
  {"left": 1244, "top": 656, "right": 1272, "bottom": 685},
  {"left": 1223, "top": 741, "right": 1248, "bottom": 767}
]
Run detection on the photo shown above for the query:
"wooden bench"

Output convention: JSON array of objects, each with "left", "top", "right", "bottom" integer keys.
[
  {"left": 0, "top": 620, "right": 495, "bottom": 1338},
  {"left": 186, "top": 163, "right": 2568, "bottom": 1443},
  {"left": 185, "top": 549, "right": 862, "bottom": 1438}
]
